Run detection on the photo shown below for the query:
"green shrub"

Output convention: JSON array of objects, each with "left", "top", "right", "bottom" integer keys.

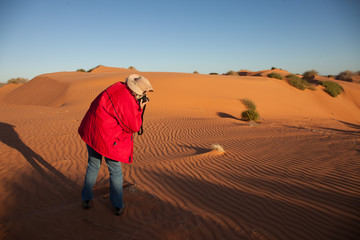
[
  {"left": 209, "top": 72, "right": 218, "bottom": 75},
  {"left": 225, "top": 70, "right": 238, "bottom": 76},
  {"left": 7, "top": 77, "right": 28, "bottom": 84},
  {"left": 241, "top": 109, "right": 260, "bottom": 121},
  {"left": 303, "top": 70, "right": 319, "bottom": 81},
  {"left": 336, "top": 70, "right": 354, "bottom": 82},
  {"left": 287, "top": 75, "right": 311, "bottom": 90},
  {"left": 271, "top": 67, "right": 276, "bottom": 70},
  {"left": 319, "top": 81, "right": 343, "bottom": 97},
  {"left": 241, "top": 98, "right": 259, "bottom": 121},
  {"left": 193, "top": 71, "right": 199, "bottom": 74},
  {"left": 241, "top": 98, "right": 256, "bottom": 110},
  {"left": 128, "top": 66, "right": 136, "bottom": 70},
  {"left": 286, "top": 74, "right": 298, "bottom": 79},
  {"left": 267, "top": 72, "right": 283, "bottom": 80},
  {"left": 77, "top": 68, "right": 86, "bottom": 72}
]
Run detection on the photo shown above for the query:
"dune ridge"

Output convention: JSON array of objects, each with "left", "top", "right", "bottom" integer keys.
[{"left": 0, "top": 66, "right": 359, "bottom": 239}]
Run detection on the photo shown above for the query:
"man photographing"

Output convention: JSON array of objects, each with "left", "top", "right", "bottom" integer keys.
[{"left": 78, "top": 74, "right": 154, "bottom": 215}]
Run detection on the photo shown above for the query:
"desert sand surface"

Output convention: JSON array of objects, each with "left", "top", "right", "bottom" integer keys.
[{"left": 1, "top": 66, "right": 359, "bottom": 240}]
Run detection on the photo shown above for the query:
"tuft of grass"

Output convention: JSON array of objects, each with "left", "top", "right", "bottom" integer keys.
[
  {"left": 241, "top": 98, "right": 259, "bottom": 121},
  {"left": 7, "top": 77, "right": 28, "bottom": 84},
  {"left": 303, "top": 70, "right": 319, "bottom": 81},
  {"left": 211, "top": 144, "right": 225, "bottom": 153},
  {"left": 286, "top": 75, "right": 311, "bottom": 90},
  {"left": 241, "top": 98, "right": 256, "bottom": 110},
  {"left": 319, "top": 81, "right": 343, "bottom": 97},
  {"left": 267, "top": 72, "right": 283, "bottom": 80},
  {"left": 241, "top": 109, "right": 260, "bottom": 121}
]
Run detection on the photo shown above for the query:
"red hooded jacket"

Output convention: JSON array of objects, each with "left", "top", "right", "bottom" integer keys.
[{"left": 78, "top": 82, "right": 143, "bottom": 163}]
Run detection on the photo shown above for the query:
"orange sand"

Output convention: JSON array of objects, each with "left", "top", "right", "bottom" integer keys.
[{"left": 0, "top": 66, "right": 359, "bottom": 239}]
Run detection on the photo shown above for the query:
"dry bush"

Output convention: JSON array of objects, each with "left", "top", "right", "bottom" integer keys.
[
  {"left": 211, "top": 144, "right": 225, "bottom": 153},
  {"left": 7, "top": 77, "right": 28, "bottom": 84},
  {"left": 336, "top": 70, "right": 354, "bottom": 82},
  {"left": 303, "top": 70, "right": 319, "bottom": 81},
  {"left": 128, "top": 66, "right": 136, "bottom": 70}
]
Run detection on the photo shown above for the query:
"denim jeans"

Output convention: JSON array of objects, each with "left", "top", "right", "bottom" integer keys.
[{"left": 81, "top": 144, "right": 124, "bottom": 208}]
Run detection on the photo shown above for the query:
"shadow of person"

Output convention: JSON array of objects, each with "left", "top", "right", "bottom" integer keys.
[{"left": 0, "top": 122, "right": 76, "bottom": 189}]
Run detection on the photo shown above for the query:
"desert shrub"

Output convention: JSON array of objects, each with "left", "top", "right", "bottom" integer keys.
[
  {"left": 241, "top": 98, "right": 259, "bottom": 121},
  {"left": 0, "top": 82, "right": 5, "bottom": 88},
  {"left": 7, "top": 77, "right": 28, "bottom": 84},
  {"left": 267, "top": 72, "right": 283, "bottom": 80},
  {"left": 336, "top": 70, "right": 354, "bottom": 82},
  {"left": 241, "top": 109, "right": 260, "bottom": 121},
  {"left": 128, "top": 66, "right": 136, "bottom": 70},
  {"left": 241, "top": 98, "right": 256, "bottom": 110},
  {"left": 271, "top": 67, "right": 276, "bottom": 70},
  {"left": 87, "top": 65, "right": 101, "bottom": 72},
  {"left": 225, "top": 70, "right": 238, "bottom": 76},
  {"left": 209, "top": 72, "right": 218, "bottom": 75},
  {"left": 193, "top": 71, "right": 199, "bottom": 74},
  {"left": 286, "top": 74, "right": 298, "bottom": 79},
  {"left": 303, "top": 70, "right": 319, "bottom": 81},
  {"left": 287, "top": 75, "right": 310, "bottom": 90},
  {"left": 319, "top": 81, "right": 343, "bottom": 97},
  {"left": 77, "top": 68, "right": 86, "bottom": 72}
]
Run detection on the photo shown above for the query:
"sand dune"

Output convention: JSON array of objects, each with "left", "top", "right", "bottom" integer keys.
[{"left": 0, "top": 67, "right": 359, "bottom": 239}]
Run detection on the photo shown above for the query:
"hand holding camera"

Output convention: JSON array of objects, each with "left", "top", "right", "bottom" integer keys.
[{"left": 139, "top": 95, "right": 149, "bottom": 109}]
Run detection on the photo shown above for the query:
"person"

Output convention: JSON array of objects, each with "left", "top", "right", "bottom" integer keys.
[{"left": 78, "top": 74, "right": 154, "bottom": 216}]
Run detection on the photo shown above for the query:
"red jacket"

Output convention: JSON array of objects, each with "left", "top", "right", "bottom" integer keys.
[{"left": 78, "top": 82, "right": 143, "bottom": 163}]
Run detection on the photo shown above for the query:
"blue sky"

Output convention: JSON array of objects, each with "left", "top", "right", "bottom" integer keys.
[{"left": 1, "top": 0, "right": 359, "bottom": 82}]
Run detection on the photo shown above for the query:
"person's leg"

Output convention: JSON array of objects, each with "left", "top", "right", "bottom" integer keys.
[
  {"left": 105, "top": 158, "right": 124, "bottom": 209},
  {"left": 81, "top": 145, "right": 102, "bottom": 203}
]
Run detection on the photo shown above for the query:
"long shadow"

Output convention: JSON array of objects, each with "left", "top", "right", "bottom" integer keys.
[
  {"left": 217, "top": 112, "right": 241, "bottom": 121},
  {"left": 318, "top": 120, "right": 360, "bottom": 135},
  {"left": 0, "top": 122, "right": 76, "bottom": 188},
  {"left": 338, "top": 120, "right": 360, "bottom": 130},
  {"left": 179, "top": 144, "right": 211, "bottom": 154}
]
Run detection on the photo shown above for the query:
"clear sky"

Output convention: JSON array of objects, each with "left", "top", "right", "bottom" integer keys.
[{"left": 1, "top": 0, "right": 359, "bottom": 82}]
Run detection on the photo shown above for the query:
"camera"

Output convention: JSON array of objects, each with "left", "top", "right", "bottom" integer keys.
[{"left": 139, "top": 95, "right": 149, "bottom": 103}]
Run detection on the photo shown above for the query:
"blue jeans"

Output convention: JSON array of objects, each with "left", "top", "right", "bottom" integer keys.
[{"left": 81, "top": 144, "right": 124, "bottom": 208}]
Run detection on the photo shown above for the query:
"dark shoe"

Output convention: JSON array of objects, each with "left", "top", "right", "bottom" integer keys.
[
  {"left": 82, "top": 200, "right": 92, "bottom": 209},
  {"left": 114, "top": 205, "right": 126, "bottom": 216}
]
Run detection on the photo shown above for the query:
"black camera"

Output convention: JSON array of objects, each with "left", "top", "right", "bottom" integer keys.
[{"left": 139, "top": 95, "right": 149, "bottom": 103}]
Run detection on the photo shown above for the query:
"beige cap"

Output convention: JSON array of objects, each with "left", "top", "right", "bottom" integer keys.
[{"left": 126, "top": 74, "right": 154, "bottom": 96}]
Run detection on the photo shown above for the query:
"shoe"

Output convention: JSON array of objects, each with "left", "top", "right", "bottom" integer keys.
[
  {"left": 114, "top": 204, "right": 126, "bottom": 216},
  {"left": 82, "top": 200, "right": 92, "bottom": 209}
]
